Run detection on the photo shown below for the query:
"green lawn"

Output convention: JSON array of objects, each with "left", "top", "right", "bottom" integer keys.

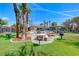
[
  {"left": 0, "top": 33, "right": 32, "bottom": 55},
  {"left": 38, "top": 33, "right": 79, "bottom": 56},
  {"left": 0, "top": 32, "right": 79, "bottom": 56}
]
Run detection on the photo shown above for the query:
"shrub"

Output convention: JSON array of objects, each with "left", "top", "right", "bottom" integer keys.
[{"left": 18, "top": 43, "right": 27, "bottom": 56}]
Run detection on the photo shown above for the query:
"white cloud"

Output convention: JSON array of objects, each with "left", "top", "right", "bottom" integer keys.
[
  {"left": 31, "top": 3, "right": 42, "bottom": 8},
  {"left": 31, "top": 3, "right": 73, "bottom": 17},
  {"left": 2, "top": 17, "right": 9, "bottom": 20},
  {"left": 63, "top": 9, "right": 79, "bottom": 12}
]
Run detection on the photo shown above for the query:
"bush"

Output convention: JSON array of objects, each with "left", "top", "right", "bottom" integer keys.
[
  {"left": 5, "top": 51, "right": 16, "bottom": 56},
  {"left": 5, "top": 43, "right": 48, "bottom": 56},
  {"left": 18, "top": 43, "right": 27, "bottom": 56}
]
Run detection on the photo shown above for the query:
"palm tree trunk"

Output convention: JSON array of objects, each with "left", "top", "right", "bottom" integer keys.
[
  {"left": 22, "top": 3, "right": 28, "bottom": 33},
  {"left": 13, "top": 3, "right": 20, "bottom": 38}
]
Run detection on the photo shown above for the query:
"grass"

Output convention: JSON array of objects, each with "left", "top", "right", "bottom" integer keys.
[
  {"left": 0, "top": 32, "right": 79, "bottom": 55},
  {"left": 32, "top": 33, "right": 79, "bottom": 56},
  {"left": 0, "top": 33, "right": 32, "bottom": 55}
]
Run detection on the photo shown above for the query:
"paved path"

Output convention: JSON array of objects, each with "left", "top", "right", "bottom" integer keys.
[
  {"left": 31, "top": 33, "right": 59, "bottom": 44},
  {"left": 10, "top": 31, "right": 59, "bottom": 44}
]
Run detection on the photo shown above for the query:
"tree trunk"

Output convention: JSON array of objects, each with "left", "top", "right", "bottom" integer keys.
[
  {"left": 16, "top": 13, "right": 20, "bottom": 38},
  {"left": 13, "top": 3, "right": 20, "bottom": 38},
  {"left": 22, "top": 3, "right": 28, "bottom": 33}
]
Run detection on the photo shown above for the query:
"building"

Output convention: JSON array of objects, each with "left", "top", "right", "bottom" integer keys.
[{"left": 0, "top": 25, "right": 15, "bottom": 33}]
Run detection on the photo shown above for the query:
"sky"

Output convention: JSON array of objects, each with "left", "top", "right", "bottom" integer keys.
[{"left": 0, "top": 3, "right": 79, "bottom": 26}]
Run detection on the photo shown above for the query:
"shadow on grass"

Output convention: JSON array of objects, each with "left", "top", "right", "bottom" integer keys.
[
  {"left": 56, "top": 38, "right": 79, "bottom": 48},
  {"left": 71, "top": 32, "right": 79, "bottom": 34},
  {"left": 5, "top": 51, "right": 16, "bottom": 56},
  {"left": 74, "top": 42, "right": 79, "bottom": 48},
  {"left": 57, "top": 38, "right": 65, "bottom": 40},
  {"left": 66, "top": 42, "right": 79, "bottom": 48},
  {"left": 57, "top": 38, "right": 79, "bottom": 48},
  {"left": 0, "top": 34, "right": 15, "bottom": 40},
  {"left": 56, "top": 36, "right": 79, "bottom": 48},
  {"left": 33, "top": 43, "right": 39, "bottom": 47}
]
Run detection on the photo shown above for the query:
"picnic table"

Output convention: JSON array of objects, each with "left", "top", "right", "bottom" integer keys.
[{"left": 36, "top": 34, "right": 48, "bottom": 41}]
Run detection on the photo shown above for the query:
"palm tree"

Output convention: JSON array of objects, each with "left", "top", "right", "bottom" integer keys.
[
  {"left": 13, "top": 3, "right": 20, "bottom": 38},
  {"left": 51, "top": 22, "right": 57, "bottom": 27},
  {"left": 18, "top": 3, "right": 31, "bottom": 33},
  {"left": 22, "top": 3, "right": 28, "bottom": 33},
  {"left": 43, "top": 20, "right": 48, "bottom": 30},
  {"left": 51, "top": 22, "right": 57, "bottom": 31}
]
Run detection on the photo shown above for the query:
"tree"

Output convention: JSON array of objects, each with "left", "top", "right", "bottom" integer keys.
[
  {"left": 11, "top": 24, "right": 16, "bottom": 29},
  {"left": 13, "top": 3, "right": 20, "bottom": 38},
  {"left": 51, "top": 22, "right": 57, "bottom": 27},
  {"left": 22, "top": 3, "right": 28, "bottom": 35},
  {"left": 11, "top": 24, "right": 16, "bottom": 32},
  {"left": 71, "top": 16, "right": 79, "bottom": 25},
  {"left": 63, "top": 19, "right": 71, "bottom": 32},
  {"left": 63, "top": 16, "right": 79, "bottom": 32},
  {"left": 18, "top": 3, "right": 31, "bottom": 33},
  {"left": 39, "top": 22, "right": 44, "bottom": 26},
  {"left": 50, "top": 22, "right": 57, "bottom": 30},
  {"left": 43, "top": 20, "right": 48, "bottom": 29},
  {"left": 0, "top": 19, "right": 7, "bottom": 25}
]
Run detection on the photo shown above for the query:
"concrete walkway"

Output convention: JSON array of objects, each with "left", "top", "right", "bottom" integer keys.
[
  {"left": 10, "top": 31, "right": 59, "bottom": 44},
  {"left": 31, "top": 33, "right": 59, "bottom": 44}
]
